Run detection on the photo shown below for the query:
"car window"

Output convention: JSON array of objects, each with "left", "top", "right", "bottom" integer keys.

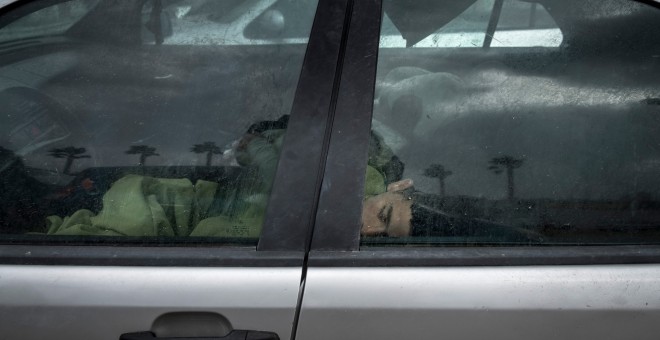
[
  {"left": 0, "top": 0, "right": 318, "bottom": 244},
  {"left": 141, "top": 0, "right": 318, "bottom": 46},
  {"left": 379, "top": 0, "right": 561, "bottom": 48},
  {"left": 0, "top": 0, "right": 100, "bottom": 42},
  {"left": 361, "top": 0, "right": 660, "bottom": 246}
]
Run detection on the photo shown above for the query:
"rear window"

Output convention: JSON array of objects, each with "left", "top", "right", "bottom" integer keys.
[{"left": 0, "top": 0, "right": 318, "bottom": 244}]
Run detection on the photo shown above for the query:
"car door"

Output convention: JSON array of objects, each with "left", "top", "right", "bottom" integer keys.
[
  {"left": 297, "top": 1, "right": 660, "bottom": 339},
  {"left": 0, "top": 0, "right": 350, "bottom": 339}
]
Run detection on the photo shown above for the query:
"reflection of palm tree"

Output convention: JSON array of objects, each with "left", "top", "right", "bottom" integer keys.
[
  {"left": 424, "top": 163, "right": 453, "bottom": 197},
  {"left": 191, "top": 142, "right": 221, "bottom": 166},
  {"left": 125, "top": 145, "right": 159, "bottom": 166},
  {"left": 488, "top": 155, "right": 525, "bottom": 200},
  {"left": 48, "top": 146, "right": 90, "bottom": 174}
]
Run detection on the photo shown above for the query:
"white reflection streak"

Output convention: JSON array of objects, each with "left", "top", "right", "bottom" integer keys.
[
  {"left": 462, "top": 74, "right": 652, "bottom": 111},
  {"left": 413, "top": 73, "right": 654, "bottom": 137}
]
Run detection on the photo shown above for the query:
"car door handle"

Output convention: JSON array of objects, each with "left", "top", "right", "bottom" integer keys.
[{"left": 120, "top": 330, "right": 279, "bottom": 340}]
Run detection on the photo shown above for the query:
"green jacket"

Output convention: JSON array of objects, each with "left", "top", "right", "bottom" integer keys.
[{"left": 47, "top": 175, "right": 218, "bottom": 236}]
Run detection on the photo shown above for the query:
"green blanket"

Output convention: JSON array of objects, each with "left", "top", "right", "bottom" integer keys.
[
  {"left": 46, "top": 128, "right": 390, "bottom": 238},
  {"left": 47, "top": 168, "right": 384, "bottom": 238},
  {"left": 46, "top": 174, "right": 268, "bottom": 237}
]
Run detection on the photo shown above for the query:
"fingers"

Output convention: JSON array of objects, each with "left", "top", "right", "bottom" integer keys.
[{"left": 387, "top": 178, "right": 413, "bottom": 192}]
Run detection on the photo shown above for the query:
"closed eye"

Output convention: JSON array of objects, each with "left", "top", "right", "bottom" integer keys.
[{"left": 378, "top": 204, "right": 393, "bottom": 226}]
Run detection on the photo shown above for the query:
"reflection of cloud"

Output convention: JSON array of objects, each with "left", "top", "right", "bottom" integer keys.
[
  {"left": 371, "top": 119, "right": 408, "bottom": 153},
  {"left": 372, "top": 65, "right": 660, "bottom": 200},
  {"left": 376, "top": 66, "right": 658, "bottom": 150},
  {"left": 491, "top": 29, "right": 562, "bottom": 48},
  {"left": 423, "top": 74, "right": 655, "bottom": 139},
  {"left": 382, "top": 83, "right": 660, "bottom": 200}
]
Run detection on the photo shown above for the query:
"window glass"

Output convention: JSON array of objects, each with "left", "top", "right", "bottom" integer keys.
[
  {"left": 379, "top": 0, "right": 560, "bottom": 48},
  {"left": 0, "top": 0, "right": 100, "bottom": 42},
  {"left": 0, "top": 0, "right": 318, "bottom": 243},
  {"left": 496, "top": 2, "right": 556, "bottom": 29},
  {"left": 141, "top": 0, "right": 318, "bottom": 46},
  {"left": 362, "top": 0, "right": 660, "bottom": 246},
  {"left": 491, "top": 1, "right": 561, "bottom": 47}
]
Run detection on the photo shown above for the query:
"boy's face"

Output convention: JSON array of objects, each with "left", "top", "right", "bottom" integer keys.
[{"left": 361, "top": 179, "right": 414, "bottom": 237}]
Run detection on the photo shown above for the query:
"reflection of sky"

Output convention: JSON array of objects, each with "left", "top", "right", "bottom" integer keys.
[
  {"left": 374, "top": 67, "right": 660, "bottom": 201},
  {"left": 6, "top": 43, "right": 303, "bottom": 177}
]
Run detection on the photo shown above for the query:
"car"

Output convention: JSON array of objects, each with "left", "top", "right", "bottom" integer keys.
[{"left": 1, "top": 0, "right": 660, "bottom": 339}]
